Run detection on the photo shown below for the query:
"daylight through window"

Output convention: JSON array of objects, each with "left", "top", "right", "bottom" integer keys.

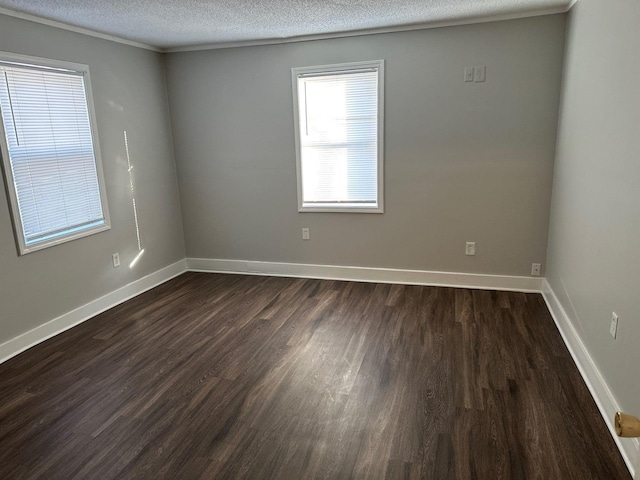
[
  {"left": 0, "top": 53, "right": 109, "bottom": 254},
  {"left": 292, "top": 60, "right": 384, "bottom": 213}
]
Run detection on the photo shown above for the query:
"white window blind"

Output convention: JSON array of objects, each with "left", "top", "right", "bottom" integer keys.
[
  {"left": 293, "top": 61, "right": 384, "bottom": 212},
  {"left": 0, "top": 55, "right": 109, "bottom": 254}
]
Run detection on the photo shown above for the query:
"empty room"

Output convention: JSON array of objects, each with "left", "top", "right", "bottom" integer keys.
[{"left": 0, "top": 0, "right": 638, "bottom": 478}]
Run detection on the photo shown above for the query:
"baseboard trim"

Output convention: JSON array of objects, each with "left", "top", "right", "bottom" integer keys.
[
  {"left": 1, "top": 257, "right": 633, "bottom": 476},
  {"left": 0, "top": 259, "right": 188, "bottom": 364},
  {"left": 186, "top": 257, "right": 543, "bottom": 292},
  {"left": 541, "top": 279, "right": 638, "bottom": 478}
]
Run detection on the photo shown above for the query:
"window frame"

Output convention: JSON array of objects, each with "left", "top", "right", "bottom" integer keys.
[
  {"left": 291, "top": 60, "right": 385, "bottom": 213},
  {"left": 0, "top": 51, "right": 111, "bottom": 255}
]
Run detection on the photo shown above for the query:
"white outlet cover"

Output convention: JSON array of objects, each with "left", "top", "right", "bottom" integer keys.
[
  {"left": 302, "top": 228, "right": 310, "bottom": 240},
  {"left": 531, "top": 263, "right": 541, "bottom": 277},
  {"left": 474, "top": 66, "right": 486, "bottom": 82},
  {"left": 465, "top": 242, "right": 476, "bottom": 256}
]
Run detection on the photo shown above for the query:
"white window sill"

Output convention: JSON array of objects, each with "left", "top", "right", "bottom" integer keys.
[{"left": 299, "top": 203, "right": 383, "bottom": 213}]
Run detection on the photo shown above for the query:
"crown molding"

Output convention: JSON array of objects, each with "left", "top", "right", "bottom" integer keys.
[
  {"left": 0, "top": 3, "right": 572, "bottom": 55},
  {"left": 567, "top": 0, "right": 580, "bottom": 10},
  {"left": 0, "top": 7, "right": 161, "bottom": 52},
  {"left": 165, "top": 7, "right": 569, "bottom": 53}
]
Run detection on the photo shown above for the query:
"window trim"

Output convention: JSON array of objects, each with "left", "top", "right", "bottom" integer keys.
[
  {"left": 0, "top": 51, "right": 111, "bottom": 255},
  {"left": 291, "top": 60, "right": 385, "bottom": 213}
]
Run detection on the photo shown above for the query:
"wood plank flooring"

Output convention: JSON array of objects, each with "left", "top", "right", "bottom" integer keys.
[{"left": 0, "top": 272, "right": 630, "bottom": 479}]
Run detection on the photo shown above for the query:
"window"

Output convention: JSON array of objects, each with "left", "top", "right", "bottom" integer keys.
[
  {"left": 0, "top": 52, "right": 109, "bottom": 255},
  {"left": 292, "top": 60, "right": 384, "bottom": 213}
]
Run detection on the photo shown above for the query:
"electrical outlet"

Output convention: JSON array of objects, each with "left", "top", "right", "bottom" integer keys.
[
  {"left": 610, "top": 312, "right": 619, "bottom": 339},
  {"left": 112, "top": 253, "right": 120, "bottom": 268},
  {"left": 531, "top": 263, "right": 541, "bottom": 277},
  {"left": 474, "top": 66, "right": 486, "bottom": 82},
  {"left": 465, "top": 242, "right": 476, "bottom": 256},
  {"left": 464, "top": 67, "right": 474, "bottom": 82},
  {"left": 302, "top": 228, "right": 310, "bottom": 240}
]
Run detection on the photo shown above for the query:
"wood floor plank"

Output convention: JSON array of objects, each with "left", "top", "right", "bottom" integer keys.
[{"left": 0, "top": 272, "right": 631, "bottom": 479}]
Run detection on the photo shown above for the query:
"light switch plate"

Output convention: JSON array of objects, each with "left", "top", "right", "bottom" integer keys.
[
  {"left": 464, "top": 67, "right": 474, "bottom": 82},
  {"left": 610, "top": 312, "right": 619, "bottom": 339},
  {"left": 474, "top": 66, "right": 486, "bottom": 82}
]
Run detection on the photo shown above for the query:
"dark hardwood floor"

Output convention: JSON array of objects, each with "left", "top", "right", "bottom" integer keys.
[{"left": 0, "top": 272, "right": 630, "bottom": 479}]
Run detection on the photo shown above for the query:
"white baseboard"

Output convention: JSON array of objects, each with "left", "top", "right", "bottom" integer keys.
[
  {"left": 0, "top": 259, "right": 187, "bottom": 364},
  {"left": 1, "top": 256, "right": 633, "bottom": 477},
  {"left": 186, "top": 257, "right": 543, "bottom": 292},
  {"left": 0, "top": 257, "right": 539, "bottom": 365},
  {"left": 542, "top": 279, "right": 638, "bottom": 478}
]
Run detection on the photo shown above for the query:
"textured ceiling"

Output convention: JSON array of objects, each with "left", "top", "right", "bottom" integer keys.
[{"left": 0, "top": 0, "right": 570, "bottom": 50}]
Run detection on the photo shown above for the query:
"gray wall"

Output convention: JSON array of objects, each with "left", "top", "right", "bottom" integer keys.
[
  {"left": 0, "top": 14, "right": 185, "bottom": 344},
  {"left": 165, "top": 15, "right": 566, "bottom": 276},
  {"left": 546, "top": 0, "right": 640, "bottom": 419}
]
